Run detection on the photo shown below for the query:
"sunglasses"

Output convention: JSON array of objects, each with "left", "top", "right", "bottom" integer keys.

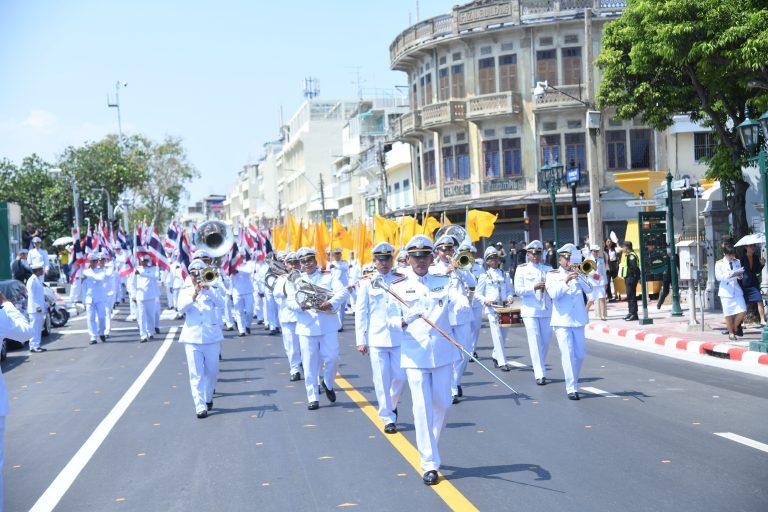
[
  {"left": 409, "top": 251, "right": 432, "bottom": 258},
  {"left": 373, "top": 254, "right": 393, "bottom": 261},
  {"left": 527, "top": 250, "right": 542, "bottom": 254},
  {"left": 299, "top": 257, "right": 315, "bottom": 263}
]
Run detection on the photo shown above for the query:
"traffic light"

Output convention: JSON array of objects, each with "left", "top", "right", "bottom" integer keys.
[{"left": 523, "top": 216, "right": 530, "bottom": 231}]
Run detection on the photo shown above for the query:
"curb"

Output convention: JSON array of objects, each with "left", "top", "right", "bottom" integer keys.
[{"left": 586, "top": 323, "right": 768, "bottom": 371}]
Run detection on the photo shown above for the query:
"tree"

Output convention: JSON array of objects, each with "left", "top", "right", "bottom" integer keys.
[{"left": 596, "top": 0, "right": 768, "bottom": 239}]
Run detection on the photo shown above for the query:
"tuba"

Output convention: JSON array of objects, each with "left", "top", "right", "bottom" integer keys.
[
  {"left": 433, "top": 225, "right": 472, "bottom": 248},
  {"left": 293, "top": 276, "right": 334, "bottom": 312},
  {"left": 265, "top": 260, "right": 289, "bottom": 292},
  {"left": 194, "top": 220, "right": 234, "bottom": 285}
]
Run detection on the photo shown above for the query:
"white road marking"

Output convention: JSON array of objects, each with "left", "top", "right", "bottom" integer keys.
[
  {"left": 581, "top": 386, "right": 619, "bottom": 398},
  {"left": 714, "top": 432, "right": 768, "bottom": 454},
  {"left": 160, "top": 310, "right": 177, "bottom": 320},
  {"left": 29, "top": 327, "right": 178, "bottom": 512}
]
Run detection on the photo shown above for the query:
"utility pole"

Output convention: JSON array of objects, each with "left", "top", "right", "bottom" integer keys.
[
  {"left": 584, "top": 8, "right": 603, "bottom": 247},
  {"left": 666, "top": 172, "right": 683, "bottom": 316},
  {"left": 319, "top": 173, "right": 327, "bottom": 228},
  {"left": 107, "top": 81, "right": 127, "bottom": 143}
]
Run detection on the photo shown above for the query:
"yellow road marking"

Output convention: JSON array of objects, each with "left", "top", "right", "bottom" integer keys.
[{"left": 336, "top": 373, "right": 479, "bottom": 512}]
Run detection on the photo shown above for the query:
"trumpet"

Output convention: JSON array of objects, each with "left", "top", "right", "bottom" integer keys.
[{"left": 452, "top": 250, "right": 473, "bottom": 271}]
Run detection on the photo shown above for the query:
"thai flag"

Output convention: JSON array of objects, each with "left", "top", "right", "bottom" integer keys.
[
  {"left": 165, "top": 222, "right": 180, "bottom": 253},
  {"left": 178, "top": 230, "right": 191, "bottom": 279},
  {"left": 147, "top": 227, "right": 170, "bottom": 270},
  {"left": 69, "top": 226, "right": 82, "bottom": 284},
  {"left": 117, "top": 228, "right": 129, "bottom": 250},
  {"left": 120, "top": 255, "right": 135, "bottom": 278},
  {"left": 222, "top": 241, "right": 243, "bottom": 276},
  {"left": 85, "top": 226, "right": 97, "bottom": 255}
]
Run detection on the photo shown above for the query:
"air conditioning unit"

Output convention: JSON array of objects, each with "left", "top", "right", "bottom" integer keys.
[{"left": 586, "top": 110, "right": 602, "bottom": 130}]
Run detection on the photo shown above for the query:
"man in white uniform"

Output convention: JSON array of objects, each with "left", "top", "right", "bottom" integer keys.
[
  {"left": 132, "top": 254, "right": 160, "bottom": 343},
  {"left": 468, "top": 245, "right": 485, "bottom": 360},
  {"left": 389, "top": 235, "right": 461, "bottom": 485},
  {"left": 0, "top": 290, "right": 33, "bottom": 506},
  {"left": 113, "top": 244, "right": 128, "bottom": 304},
  {"left": 513, "top": 240, "right": 553, "bottom": 385},
  {"left": 28, "top": 236, "right": 50, "bottom": 274},
  {"left": 26, "top": 261, "right": 47, "bottom": 353},
  {"left": 82, "top": 252, "right": 112, "bottom": 344},
  {"left": 273, "top": 252, "right": 302, "bottom": 381},
  {"left": 177, "top": 258, "right": 224, "bottom": 418},
  {"left": 355, "top": 242, "right": 405, "bottom": 434},
  {"left": 261, "top": 260, "right": 280, "bottom": 335},
  {"left": 545, "top": 244, "right": 591, "bottom": 400},
  {"left": 328, "top": 248, "right": 350, "bottom": 330},
  {"left": 170, "top": 261, "right": 185, "bottom": 319},
  {"left": 288, "top": 247, "right": 347, "bottom": 410},
  {"left": 475, "top": 247, "right": 514, "bottom": 371},
  {"left": 231, "top": 259, "right": 255, "bottom": 336}
]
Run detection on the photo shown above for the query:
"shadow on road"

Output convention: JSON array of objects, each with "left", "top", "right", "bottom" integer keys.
[{"left": 441, "top": 463, "right": 565, "bottom": 493}]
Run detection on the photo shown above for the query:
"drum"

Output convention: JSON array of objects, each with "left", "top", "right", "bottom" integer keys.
[{"left": 493, "top": 306, "right": 522, "bottom": 327}]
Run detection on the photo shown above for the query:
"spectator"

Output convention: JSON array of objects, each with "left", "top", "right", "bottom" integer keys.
[
  {"left": 515, "top": 240, "right": 527, "bottom": 267},
  {"left": 619, "top": 241, "right": 640, "bottom": 321},
  {"left": 604, "top": 239, "right": 619, "bottom": 301},
  {"left": 586, "top": 245, "right": 608, "bottom": 320},
  {"left": 11, "top": 250, "right": 32, "bottom": 283},
  {"left": 21, "top": 225, "right": 35, "bottom": 249},
  {"left": 544, "top": 240, "right": 557, "bottom": 269},
  {"left": 739, "top": 243, "right": 765, "bottom": 326},
  {"left": 716, "top": 246, "right": 746, "bottom": 340},
  {"left": 507, "top": 240, "right": 518, "bottom": 277},
  {"left": 495, "top": 242, "right": 507, "bottom": 269},
  {"left": 60, "top": 246, "right": 71, "bottom": 282}
]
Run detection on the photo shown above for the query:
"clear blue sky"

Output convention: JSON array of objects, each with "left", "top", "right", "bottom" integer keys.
[{"left": 0, "top": 0, "right": 447, "bottom": 205}]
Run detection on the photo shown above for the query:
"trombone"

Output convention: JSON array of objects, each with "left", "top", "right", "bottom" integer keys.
[{"left": 567, "top": 260, "right": 597, "bottom": 290}]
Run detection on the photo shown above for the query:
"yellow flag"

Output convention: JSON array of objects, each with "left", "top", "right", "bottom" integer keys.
[
  {"left": 422, "top": 216, "right": 441, "bottom": 239},
  {"left": 374, "top": 215, "right": 397, "bottom": 245},
  {"left": 399, "top": 216, "right": 421, "bottom": 244},
  {"left": 314, "top": 222, "right": 329, "bottom": 268},
  {"left": 287, "top": 213, "right": 302, "bottom": 249},
  {"left": 331, "top": 218, "right": 353, "bottom": 250},
  {"left": 356, "top": 221, "right": 372, "bottom": 265},
  {"left": 466, "top": 209, "right": 498, "bottom": 242},
  {"left": 272, "top": 224, "right": 285, "bottom": 251}
]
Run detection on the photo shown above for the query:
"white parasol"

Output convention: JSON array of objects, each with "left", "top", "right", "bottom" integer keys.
[
  {"left": 733, "top": 232, "right": 765, "bottom": 247},
  {"left": 52, "top": 236, "right": 73, "bottom": 247}
]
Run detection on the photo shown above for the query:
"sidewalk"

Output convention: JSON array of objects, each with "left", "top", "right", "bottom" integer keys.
[{"left": 585, "top": 298, "right": 768, "bottom": 375}]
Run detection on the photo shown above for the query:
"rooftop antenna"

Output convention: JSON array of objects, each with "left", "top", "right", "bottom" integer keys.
[
  {"left": 107, "top": 81, "right": 128, "bottom": 143},
  {"left": 303, "top": 77, "right": 320, "bottom": 99},
  {"left": 349, "top": 66, "right": 365, "bottom": 99}
]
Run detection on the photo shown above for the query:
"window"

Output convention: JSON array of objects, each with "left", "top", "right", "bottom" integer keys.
[
  {"left": 414, "top": 146, "right": 422, "bottom": 189},
  {"left": 412, "top": 82, "right": 418, "bottom": 109},
  {"left": 478, "top": 57, "right": 496, "bottom": 95},
  {"left": 483, "top": 140, "right": 500, "bottom": 178},
  {"left": 455, "top": 144, "right": 470, "bottom": 181},
  {"left": 438, "top": 68, "right": 450, "bottom": 101},
  {"left": 536, "top": 49, "right": 557, "bottom": 85},
  {"left": 540, "top": 134, "right": 561, "bottom": 165},
  {"left": 694, "top": 132, "right": 716, "bottom": 162},
  {"left": 442, "top": 146, "right": 455, "bottom": 182},
  {"left": 423, "top": 150, "right": 437, "bottom": 187},
  {"left": 630, "top": 129, "right": 653, "bottom": 169},
  {"left": 561, "top": 47, "right": 582, "bottom": 85},
  {"left": 403, "top": 179, "right": 411, "bottom": 207},
  {"left": 502, "top": 138, "right": 522, "bottom": 176},
  {"left": 451, "top": 64, "right": 465, "bottom": 98},
  {"left": 499, "top": 54, "right": 517, "bottom": 92},
  {"left": 565, "top": 132, "right": 585, "bottom": 168},
  {"left": 423, "top": 73, "right": 433, "bottom": 105},
  {"left": 606, "top": 130, "right": 627, "bottom": 170},
  {"left": 419, "top": 77, "right": 426, "bottom": 107}
]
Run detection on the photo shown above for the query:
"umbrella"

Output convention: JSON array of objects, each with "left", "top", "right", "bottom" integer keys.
[
  {"left": 734, "top": 233, "right": 765, "bottom": 247},
  {"left": 52, "top": 236, "right": 73, "bottom": 247}
]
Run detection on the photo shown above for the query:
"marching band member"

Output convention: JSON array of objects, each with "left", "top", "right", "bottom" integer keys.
[
  {"left": 28, "top": 236, "right": 50, "bottom": 274},
  {"left": 328, "top": 248, "right": 350, "bottom": 330},
  {"left": 469, "top": 246, "right": 485, "bottom": 360},
  {"left": 253, "top": 260, "right": 266, "bottom": 326},
  {"left": 231, "top": 259, "right": 256, "bottom": 337},
  {"left": 170, "top": 261, "right": 185, "bottom": 319},
  {"left": 396, "top": 249, "right": 408, "bottom": 269},
  {"left": 586, "top": 244, "right": 608, "bottom": 321},
  {"left": 355, "top": 242, "right": 405, "bottom": 434},
  {"left": 177, "top": 258, "right": 225, "bottom": 419},
  {"left": 389, "top": 235, "right": 460, "bottom": 485},
  {"left": 125, "top": 256, "right": 138, "bottom": 322},
  {"left": 114, "top": 243, "right": 128, "bottom": 304},
  {"left": 289, "top": 247, "right": 347, "bottom": 410},
  {"left": 164, "top": 266, "right": 175, "bottom": 311},
  {"left": 513, "top": 240, "right": 553, "bottom": 385},
  {"left": 132, "top": 254, "right": 160, "bottom": 343},
  {"left": 545, "top": 244, "right": 592, "bottom": 400},
  {"left": 26, "top": 260, "right": 46, "bottom": 353},
  {"left": 274, "top": 252, "right": 302, "bottom": 381},
  {"left": 220, "top": 271, "right": 236, "bottom": 332},
  {"left": 430, "top": 235, "right": 474, "bottom": 404},
  {"left": 262, "top": 260, "right": 280, "bottom": 335},
  {"left": 475, "top": 247, "right": 514, "bottom": 371},
  {"left": 82, "top": 252, "right": 112, "bottom": 344}
]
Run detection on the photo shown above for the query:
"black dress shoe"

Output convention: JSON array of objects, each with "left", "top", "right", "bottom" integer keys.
[
  {"left": 246, "top": 327, "right": 251, "bottom": 335},
  {"left": 567, "top": 392, "right": 580, "bottom": 400},
  {"left": 422, "top": 470, "right": 439, "bottom": 485},
  {"left": 493, "top": 359, "right": 500, "bottom": 368},
  {"left": 457, "top": 385, "right": 463, "bottom": 398},
  {"left": 536, "top": 377, "right": 547, "bottom": 386},
  {"left": 257, "top": 320, "right": 264, "bottom": 325},
  {"left": 206, "top": 401, "right": 213, "bottom": 411},
  {"left": 99, "top": 335, "right": 106, "bottom": 342},
  {"left": 499, "top": 364, "right": 511, "bottom": 372},
  {"left": 140, "top": 337, "right": 148, "bottom": 343},
  {"left": 197, "top": 410, "right": 208, "bottom": 419},
  {"left": 626, "top": 315, "right": 639, "bottom": 321},
  {"left": 325, "top": 387, "right": 337, "bottom": 403},
  {"left": 238, "top": 332, "right": 246, "bottom": 337},
  {"left": 154, "top": 327, "right": 160, "bottom": 334},
  {"left": 471, "top": 351, "right": 478, "bottom": 361},
  {"left": 736, "top": 325, "right": 744, "bottom": 337},
  {"left": 225, "top": 326, "right": 234, "bottom": 331},
  {"left": 149, "top": 335, "right": 154, "bottom": 340},
  {"left": 623, "top": 314, "right": 632, "bottom": 321},
  {"left": 104, "top": 334, "right": 110, "bottom": 340},
  {"left": 269, "top": 329, "right": 279, "bottom": 335},
  {"left": 30, "top": 348, "right": 43, "bottom": 353},
  {"left": 452, "top": 395, "right": 459, "bottom": 404},
  {"left": 89, "top": 339, "right": 98, "bottom": 345},
  {"left": 320, "top": 381, "right": 328, "bottom": 393},
  {"left": 219, "top": 353, "right": 222, "bottom": 361},
  {"left": 338, "top": 327, "right": 344, "bottom": 333},
  {"left": 384, "top": 423, "right": 397, "bottom": 434},
  {"left": 307, "top": 401, "right": 319, "bottom": 410},
  {"left": 290, "top": 373, "right": 301, "bottom": 382},
  {"left": 393, "top": 407, "right": 398, "bottom": 421}
]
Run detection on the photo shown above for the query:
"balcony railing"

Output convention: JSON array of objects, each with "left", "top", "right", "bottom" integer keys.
[
  {"left": 421, "top": 100, "right": 466, "bottom": 128},
  {"left": 534, "top": 85, "right": 588, "bottom": 109},
  {"left": 400, "top": 110, "right": 422, "bottom": 136},
  {"left": 467, "top": 92, "right": 521, "bottom": 119},
  {"left": 390, "top": 14, "right": 454, "bottom": 68}
]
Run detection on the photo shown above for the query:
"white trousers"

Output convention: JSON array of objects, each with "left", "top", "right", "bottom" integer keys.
[
  {"left": 264, "top": 295, "right": 279, "bottom": 329},
  {"left": 166, "top": 285, "right": 175, "bottom": 309},
  {"left": 137, "top": 299, "right": 158, "bottom": 338},
  {"left": 28, "top": 311, "right": 44, "bottom": 350},
  {"left": 154, "top": 298, "right": 160, "bottom": 328},
  {"left": 299, "top": 332, "right": 339, "bottom": 402},
  {"left": 523, "top": 316, "right": 552, "bottom": 380},
  {"left": 487, "top": 313, "right": 508, "bottom": 365},
  {"left": 253, "top": 293, "right": 263, "bottom": 321},
  {"left": 115, "top": 279, "right": 124, "bottom": 303},
  {"left": 336, "top": 297, "right": 348, "bottom": 328},
  {"left": 69, "top": 278, "right": 83, "bottom": 303},
  {"left": 406, "top": 365, "right": 452, "bottom": 472},
  {"left": 470, "top": 307, "right": 483, "bottom": 352},
  {"left": 450, "top": 323, "right": 472, "bottom": 395},
  {"left": 127, "top": 294, "right": 136, "bottom": 320},
  {"left": 223, "top": 295, "right": 234, "bottom": 328},
  {"left": 87, "top": 302, "right": 109, "bottom": 340},
  {"left": 280, "top": 321, "right": 302, "bottom": 373},
  {"left": 234, "top": 293, "right": 254, "bottom": 334},
  {"left": 369, "top": 346, "right": 405, "bottom": 425},
  {"left": 172, "top": 288, "right": 181, "bottom": 313},
  {"left": 553, "top": 326, "right": 586, "bottom": 393},
  {"left": 183, "top": 342, "right": 221, "bottom": 414}
]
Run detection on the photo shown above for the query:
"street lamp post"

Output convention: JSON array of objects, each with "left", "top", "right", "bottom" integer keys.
[
  {"left": 666, "top": 172, "right": 684, "bottom": 316},
  {"left": 539, "top": 162, "right": 564, "bottom": 246},
  {"left": 49, "top": 168, "right": 80, "bottom": 229},
  {"left": 737, "top": 109, "right": 768, "bottom": 352}
]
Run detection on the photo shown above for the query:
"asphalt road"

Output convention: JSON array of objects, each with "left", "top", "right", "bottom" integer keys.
[{"left": 3, "top": 304, "right": 767, "bottom": 511}]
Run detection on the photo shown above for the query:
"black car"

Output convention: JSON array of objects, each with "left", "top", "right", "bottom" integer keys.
[{"left": 0, "top": 279, "right": 51, "bottom": 360}]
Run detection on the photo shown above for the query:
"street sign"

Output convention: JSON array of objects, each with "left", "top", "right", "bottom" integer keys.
[
  {"left": 625, "top": 199, "right": 658, "bottom": 207},
  {"left": 565, "top": 167, "right": 580, "bottom": 185}
]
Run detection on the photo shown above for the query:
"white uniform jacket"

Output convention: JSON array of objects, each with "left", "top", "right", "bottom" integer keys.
[
  {"left": 328, "top": 260, "right": 350, "bottom": 287},
  {"left": 0, "top": 302, "right": 33, "bottom": 415},
  {"left": 177, "top": 281, "right": 224, "bottom": 344},
  {"left": 26, "top": 274, "right": 46, "bottom": 314},
  {"left": 134, "top": 266, "right": 160, "bottom": 302},
  {"left": 355, "top": 270, "right": 404, "bottom": 348},
  {"left": 82, "top": 268, "right": 113, "bottom": 304},
  {"left": 231, "top": 262, "right": 255, "bottom": 299},
  {"left": 28, "top": 248, "right": 50, "bottom": 273},
  {"left": 513, "top": 262, "right": 552, "bottom": 318},
  {"left": 545, "top": 267, "right": 591, "bottom": 327},
  {"left": 715, "top": 258, "right": 744, "bottom": 298},
  {"left": 288, "top": 270, "right": 348, "bottom": 336},
  {"left": 389, "top": 272, "right": 461, "bottom": 369},
  {"left": 273, "top": 274, "right": 297, "bottom": 324},
  {"left": 429, "top": 259, "right": 474, "bottom": 325},
  {"left": 475, "top": 268, "right": 514, "bottom": 315}
]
